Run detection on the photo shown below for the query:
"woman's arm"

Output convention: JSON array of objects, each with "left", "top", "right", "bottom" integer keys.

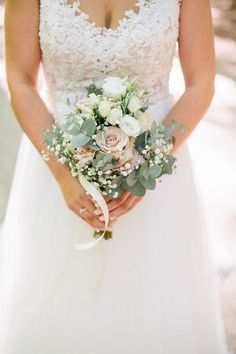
[
  {"left": 107, "top": 0, "right": 215, "bottom": 219},
  {"left": 4, "top": 0, "right": 105, "bottom": 230},
  {"left": 163, "top": 0, "right": 215, "bottom": 152}
]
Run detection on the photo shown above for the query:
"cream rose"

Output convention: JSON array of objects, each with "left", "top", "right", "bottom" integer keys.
[
  {"left": 107, "top": 107, "right": 123, "bottom": 125},
  {"left": 88, "top": 93, "right": 99, "bottom": 104},
  {"left": 114, "top": 140, "right": 134, "bottom": 164},
  {"left": 119, "top": 114, "right": 141, "bottom": 137},
  {"left": 102, "top": 77, "right": 127, "bottom": 99},
  {"left": 137, "top": 111, "right": 153, "bottom": 132},
  {"left": 98, "top": 100, "right": 111, "bottom": 118},
  {"left": 127, "top": 96, "right": 142, "bottom": 113},
  {"left": 95, "top": 126, "right": 129, "bottom": 153}
]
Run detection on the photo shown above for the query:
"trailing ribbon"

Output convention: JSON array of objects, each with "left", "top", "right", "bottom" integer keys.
[{"left": 76, "top": 174, "right": 109, "bottom": 250}]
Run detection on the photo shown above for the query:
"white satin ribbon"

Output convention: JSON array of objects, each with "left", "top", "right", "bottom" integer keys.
[{"left": 76, "top": 174, "right": 109, "bottom": 250}]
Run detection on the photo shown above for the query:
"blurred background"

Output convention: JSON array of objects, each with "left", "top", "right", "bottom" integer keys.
[{"left": 0, "top": 1, "right": 236, "bottom": 352}]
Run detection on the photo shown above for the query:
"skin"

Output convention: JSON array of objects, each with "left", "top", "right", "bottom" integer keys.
[{"left": 4, "top": 0, "right": 215, "bottom": 231}]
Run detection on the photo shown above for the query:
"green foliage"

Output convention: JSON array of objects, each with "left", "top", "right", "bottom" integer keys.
[
  {"left": 140, "top": 176, "right": 156, "bottom": 190},
  {"left": 62, "top": 113, "right": 81, "bottom": 135},
  {"left": 86, "top": 84, "right": 103, "bottom": 96},
  {"left": 92, "top": 153, "right": 112, "bottom": 169},
  {"left": 161, "top": 156, "right": 176, "bottom": 175},
  {"left": 149, "top": 165, "right": 162, "bottom": 178},
  {"left": 80, "top": 119, "right": 96, "bottom": 136},
  {"left": 42, "top": 130, "right": 57, "bottom": 145},
  {"left": 135, "top": 131, "right": 150, "bottom": 151},
  {"left": 71, "top": 134, "right": 91, "bottom": 148},
  {"left": 85, "top": 141, "right": 100, "bottom": 150},
  {"left": 139, "top": 106, "right": 148, "bottom": 112},
  {"left": 123, "top": 178, "right": 146, "bottom": 196},
  {"left": 126, "top": 170, "right": 138, "bottom": 187}
]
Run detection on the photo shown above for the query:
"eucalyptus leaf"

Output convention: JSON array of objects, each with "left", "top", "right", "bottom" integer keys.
[
  {"left": 126, "top": 170, "right": 138, "bottom": 187},
  {"left": 92, "top": 153, "right": 112, "bottom": 168},
  {"left": 162, "top": 156, "right": 176, "bottom": 175},
  {"left": 42, "top": 131, "right": 57, "bottom": 145},
  {"left": 135, "top": 131, "right": 150, "bottom": 151},
  {"left": 149, "top": 165, "right": 162, "bottom": 178},
  {"left": 63, "top": 121, "right": 81, "bottom": 136},
  {"left": 81, "top": 119, "right": 96, "bottom": 136},
  {"left": 123, "top": 178, "right": 146, "bottom": 196},
  {"left": 107, "top": 187, "right": 123, "bottom": 200},
  {"left": 85, "top": 141, "right": 100, "bottom": 150},
  {"left": 142, "top": 167, "right": 150, "bottom": 180},
  {"left": 140, "top": 176, "right": 156, "bottom": 190},
  {"left": 139, "top": 160, "right": 148, "bottom": 175},
  {"left": 71, "top": 134, "right": 91, "bottom": 148}
]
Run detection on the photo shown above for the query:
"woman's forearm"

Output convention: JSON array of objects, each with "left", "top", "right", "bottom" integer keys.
[
  {"left": 8, "top": 82, "right": 69, "bottom": 181},
  {"left": 163, "top": 82, "right": 215, "bottom": 153}
]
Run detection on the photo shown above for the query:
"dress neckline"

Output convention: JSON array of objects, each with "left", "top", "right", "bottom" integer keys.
[{"left": 62, "top": 0, "right": 150, "bottom": 35}]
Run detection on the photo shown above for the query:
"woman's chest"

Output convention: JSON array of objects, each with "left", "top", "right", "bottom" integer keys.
[
  {"left": 40, "top": 1, "right": 180, "bottom": 58},
  {"left": 39, "top": 0, "right": 180, "bottom": 85}
]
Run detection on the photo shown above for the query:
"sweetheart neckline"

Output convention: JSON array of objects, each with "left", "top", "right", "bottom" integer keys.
[{"left": 61, "top": 0, "right": 150, "bottom": 35}]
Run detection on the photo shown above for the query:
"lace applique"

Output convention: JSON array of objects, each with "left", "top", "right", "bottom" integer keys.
[{"left": 39, "top": 0, "right": 181, "bottom": 121}]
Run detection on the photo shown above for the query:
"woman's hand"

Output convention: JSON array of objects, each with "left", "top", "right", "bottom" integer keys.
[
  {"left": 57, "top": 172, "right": 107, "bottom": 231},
  {"left": 96, "top": 192, "right": 143, "bottom": 222}
]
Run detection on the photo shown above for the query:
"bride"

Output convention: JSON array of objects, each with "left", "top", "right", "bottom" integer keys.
[{"left": 0, "top": 0, "right": 229, "bottom": 353}]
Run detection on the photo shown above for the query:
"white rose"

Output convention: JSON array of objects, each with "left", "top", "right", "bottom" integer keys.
[
  {"left": 102, "top": 77, "right": 127, "bottom": 99},
  {"left": 127, "top": 96, "right": 142, "bottom": 113},
  {"left": 88, "top": 93, "right": 99, "bottom": 104},
  {"left": 119, "top": 115, "right": 141, "bottom": 137},
  {"left": 107, "top": 107, "right": 123, "bottom": 125},
  {"left": 98, "top": 100, "right": 111, "bottom": 118}
]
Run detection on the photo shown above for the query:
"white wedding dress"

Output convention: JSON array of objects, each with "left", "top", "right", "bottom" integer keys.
[{"left": 0, "top": 0, "right": 229, "bottom": 353}]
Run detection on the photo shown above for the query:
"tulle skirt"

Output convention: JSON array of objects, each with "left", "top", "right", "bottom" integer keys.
[{"left": 0, "top": 95, "right": 228, "bottom": 354}]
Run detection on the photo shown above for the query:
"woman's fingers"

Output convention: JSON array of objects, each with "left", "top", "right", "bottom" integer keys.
[
  {"left": 109, "top": 195, "right": 142, "bottom": 219},
  {"left": 75, "top": 206, "right": 105, "bottom": 230},
  {"left": 95, "top": 191, "right": 131, "bottom": 215},
  {"left": 80, "top": 194, "right": 97, "bottom": 214}
]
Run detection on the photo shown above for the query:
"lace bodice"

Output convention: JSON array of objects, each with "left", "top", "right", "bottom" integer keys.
[{"left": 39, "top": 0, "right": 181, "bottom": 121}]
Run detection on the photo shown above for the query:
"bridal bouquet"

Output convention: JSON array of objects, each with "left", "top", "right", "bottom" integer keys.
[{"left": 42, "top": 77, "right": 182, "bottom": 244}]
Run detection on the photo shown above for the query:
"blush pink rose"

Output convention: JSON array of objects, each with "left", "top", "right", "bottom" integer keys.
[{"left": 95, "top": 126, "right": 129, "bottom": 153}]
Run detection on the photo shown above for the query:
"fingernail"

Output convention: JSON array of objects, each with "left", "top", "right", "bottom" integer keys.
[
  {"left": 99, "top": 216, "right": 104, "bottom": 221},
  {"left": 94, "top": 209, "right": 101, "bottom": 215},
  {"left": 94, "top": 202, "right": 99, "bottom": 208},
  {"left": 110, "top": 216, "right": 117, "bottom": 221}
]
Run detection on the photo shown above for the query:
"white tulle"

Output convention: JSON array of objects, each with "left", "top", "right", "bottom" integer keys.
[
  {"left": 0, "top": 97, "right": 228, "bottom": 353},
  {"left": 0, "top": 0, "right": 229, "bottom": 352}
]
